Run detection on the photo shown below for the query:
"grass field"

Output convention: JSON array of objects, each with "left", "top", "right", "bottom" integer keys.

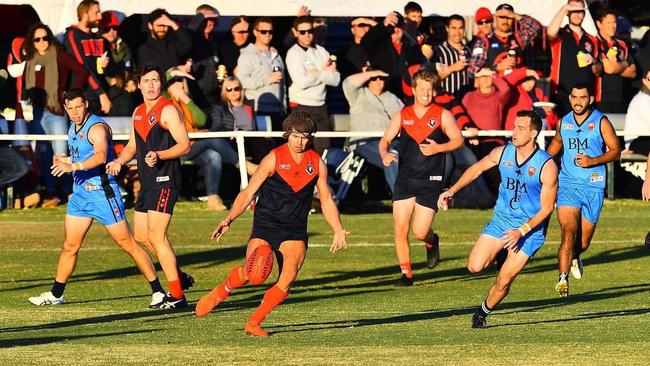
[{"left": 1, "top": 200, "right": 649, "bottom": 365}]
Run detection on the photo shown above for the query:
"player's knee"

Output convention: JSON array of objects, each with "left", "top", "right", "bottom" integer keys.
[
  {"left": 114, "top": 236, "right": 136, "bottom": 251},
  {"left": 467, "top": 261, "right": 485, "bottom": 274},
  {"left": 412, "top": 228, "right": 430, "bottom": 242},
  {"left": 394, "top": 224, "right": 409, "bottom": 238},
  {"left": 62, "top": 240, "right": 81, "bottom": 254},
  {"left": 496, "top": 274, "right": 514, "bottom": 290}
]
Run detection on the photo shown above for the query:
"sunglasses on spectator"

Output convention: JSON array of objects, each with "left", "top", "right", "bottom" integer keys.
[
  {"left": 477, "top": 20, "right": 493, "bottom": 25},
  {"left": 168, "top": 76, "right": 185, "bottom": 85},
  {"left": 568, "top": 10, "right": 585, "bottom": 14},
  {"left": 33, "top": 36, "right": 50, "bottom": 43},
  {"left": 496, "top": 16, "right": 514, "bottom": 21},
  {"left": 256, "top": 29, "right": 273, "bottom": 35},
  {"left": 102, "top": 26, "right": 118, "bottom": 33},
  {"left": 298, "top": 29, "right": 314, "bottom": 35},
  {"left": 226, "top": 86, "right": 242, "bottom": 92},
  {"left": 233, "top": 30, "right": 249, "bottom": 34},
  {"left": 370, "top": 76, "right": 386, "bottom": 81},
  {"left": 352, "top": 23, "right": 371, "bottom": 28}
]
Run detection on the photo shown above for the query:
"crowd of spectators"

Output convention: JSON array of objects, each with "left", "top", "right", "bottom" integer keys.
[{"left": 2, "top": 0, "right": 650, "bottom": 210}]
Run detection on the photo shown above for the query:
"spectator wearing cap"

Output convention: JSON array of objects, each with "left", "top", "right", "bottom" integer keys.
[
  {"left": 469, "top": 3, "right": 541, "bottom": 77},
  {"left": 434, "top": 14, "right": 471, "bottom": 99},
  {"left": 219, "top": 16, "right": 250, "bottom": 75},
  {"left": 362, "top": 11, "right": 427, "bottom": 100},
  {"left": 547, "top": 0, "right": 602, "bottom": 116},
  {"left": 136, "top": 8, "right": 192, "bottom": 72},
  {"left": 236, "top": 17, "right": 287, "bottom": 131},
  {"left": 286, "top": 16, "right": 340, "bottom": 154},
  {"left": 504, "top": 73, "right": 559, "bottom": 131},
  {"left": 100, "top": 11, "right": 131, "bottom": 73},
  {"left": 338, "top": 17, "right": 376, "bottom": 79},
  {"left": 188, "top": 4, "right": 221, "bottom": 105},
  {"left": 595, "top": 8, "right": 636, "bottom": 113},
  {"left": 342, "top": 68, "right": 403, "bottom": 193},
  {"left": 468, "top": 7, "right": 493, "bottom": 49}
]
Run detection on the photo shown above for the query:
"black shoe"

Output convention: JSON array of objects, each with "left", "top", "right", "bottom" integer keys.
[
  {"left": 181, "top": 272, "right": 195, "bottom": 291},
  {"left": 425, "top": 233, "right": 440, "bottom": 269},
  {"left": 495, "top": 248, "right": 508, "bottom": 271},
  {"left": 645, "top": 231, "right": 650, "bottom": 248},
  {"left": 153, "top": 293, "right": 188, "bottom": 309},
  {"left": 396, "top": 274, "right": 414, "bottom": 287},
  {"left": 472, "top": 313, "right": 488, "bottom": 329}
]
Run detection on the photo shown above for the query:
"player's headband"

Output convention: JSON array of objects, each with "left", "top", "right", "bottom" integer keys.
[{"left": 283, "top": 130, "right": 315, "bottom": 139}]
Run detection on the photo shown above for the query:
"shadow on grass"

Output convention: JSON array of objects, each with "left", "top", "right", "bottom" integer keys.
[
  {"left": 0, "top": 329, "right": 158, "bottom": 348},
  {"left": 491, "top": 307, "right": 650, "bottom": 328}
]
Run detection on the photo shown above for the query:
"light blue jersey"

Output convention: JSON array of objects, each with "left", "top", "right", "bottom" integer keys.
[
  {"left": 558, "top": 109, "right": 607, "bottom": 192},
  {"left": 483, "top": 143, "right": 552, "bottom": 257}
]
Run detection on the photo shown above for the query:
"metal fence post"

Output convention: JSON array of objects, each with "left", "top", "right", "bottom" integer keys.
[{"left": 235, "top": 132, "right": 248, "bottom": 189}]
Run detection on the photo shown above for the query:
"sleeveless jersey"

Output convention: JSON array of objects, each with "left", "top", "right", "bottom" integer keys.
[
  {"left": 133, "top": 97, "right": 181, "bottom": 190},
  {"left": 68, "top": 114, "right": 118, "bottom": 201},
  {"left": 494, "top": 143, "right": 551, "bottom": 224},
  {"left": 253, "top": 144, "right": 320, "bottom": 231},
  {"left": 558, "top": 109, "right": 607, "bottom": 191},
  {"left": 398, "top": 104, "right": 448, "bottom": 180}
]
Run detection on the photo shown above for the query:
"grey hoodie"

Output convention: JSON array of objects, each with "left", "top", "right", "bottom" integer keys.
[{"left": 235, "top": 43, "right": 286, "bottom": 114}]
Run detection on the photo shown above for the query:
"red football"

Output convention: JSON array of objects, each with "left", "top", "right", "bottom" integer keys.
[{"left": 246, "top": 245, "right": 274, "bottom": 285}]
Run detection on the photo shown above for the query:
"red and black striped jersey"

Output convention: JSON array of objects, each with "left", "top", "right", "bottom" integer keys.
[
  {"left": 595, "top": 35, "right": 632, "bottom": 103},
  {"left": 63, "top": 25, "right": 110, "bottom": 96},
  {"left": 397, "top": 104, "right": 448, "bottom": 180},
  {"left": 550, "top": 25, "right": 601, "bottom": 96}
]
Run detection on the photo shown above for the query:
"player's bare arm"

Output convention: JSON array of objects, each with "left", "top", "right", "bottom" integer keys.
[
  {"left": 575, "top": 117, "right": 621, "bottom": 167},
  {"left": 501, "top": 159, "right": 558, "bottom": 250},
  {"left": 52, "top": 124, "right": 112, "bottom": 177},
  {"left": 438, "top": 145, "right": 503, "bottom": 210},
  {"left": 378, "top": 111, "right": 401, "bottom": 166},
  {"left": 106, "top": 114, "right": 137, "bottom": 175},
  {"left": 144, "top": 104, "right": 191, "bottom": 167},
  {"left": 316, "top": 159, "right": 350, "bottom": 253},
  {"left": 211, "top": 153, "right": 275, "bottom": 241},
  {"left": 545, "top": 124, "right": 563, "bottom": 158}
]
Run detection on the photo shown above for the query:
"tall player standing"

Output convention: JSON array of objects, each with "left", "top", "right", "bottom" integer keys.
[
  {"left": 106, "top": 65, "right": 192, "bottom": 308},
  {"left": 546, "top": 83, "right": 620, "bottom": 297},
  {"left": 195, "top": 112, "right": 349, "bottom": 337},
  {"left": 28, "top": 89, "right": 165, "bottom": 307},
  {"left": 378, "top": 69, "right": 464, "bottom": 286}
]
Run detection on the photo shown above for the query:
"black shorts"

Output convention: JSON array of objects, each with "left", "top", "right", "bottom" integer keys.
[
  {"left": 135, "top": 188, "right": 178, "bottom": 214},
  {"left": 250, "top": 226, "right": 308, "bottom": 251},
  {"left": 393, "top": 175, "right": 442, "bottom": 210}
]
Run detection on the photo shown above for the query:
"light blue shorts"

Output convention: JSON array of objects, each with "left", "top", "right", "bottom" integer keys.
[
  {"left": 67, "top": 195, "right": 125, "bottom": 226},
  {"left": 482, "top": 215, "right": 546, "bottom": 257},
  {"left": 557, "top": 186, "right": 604, "bottom": 224}
]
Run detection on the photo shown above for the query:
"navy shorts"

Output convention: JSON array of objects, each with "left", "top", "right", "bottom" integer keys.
[
  {"left": 250, "top": 226, "right": 308, "bottom": 251},
  {"left": 392, "top": 175, "right": 442, "bottom": 210},
  {"left": 135, "top": 188, "right": 178, "bottom": 214}
]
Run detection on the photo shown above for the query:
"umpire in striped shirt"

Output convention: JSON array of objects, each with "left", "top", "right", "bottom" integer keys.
[{"left": 434, "top": 14, "right": 471, "bottom": 99}]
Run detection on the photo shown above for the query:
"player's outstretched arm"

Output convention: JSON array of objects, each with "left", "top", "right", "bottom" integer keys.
[
  {"left": 545, "top": 124, "right": 563, "bottom": 158},
  {"left": 378, "top": 111, "right": 401, "bottom": 166},
  {"left": 438, "top": 145, "right": 503, "bottom": 210},
  {"left": 158, "top": 104, "right": 191, "bottom": 160},
  {"left": 501, "top": 159, "right": 558, "bottom": 250},
  {"left": 211, "top": 153, "right": 275, "bottom": 241},
  {"left": 316, "top": 159, "right": 349, "bottom": 253},
  {"left": 51, "top": 124, "right": 111, "bottom": 177}
]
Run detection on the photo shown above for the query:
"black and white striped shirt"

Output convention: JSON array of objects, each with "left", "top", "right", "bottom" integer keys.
[{"left": 433, "top": 41, "right": 471, "bottom": 98}]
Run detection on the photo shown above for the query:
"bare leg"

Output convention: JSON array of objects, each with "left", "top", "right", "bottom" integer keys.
[
  {"left": 467, "top": 234, "right": 504, "bottom": 273},
  {"left": 104, "top": 220, "right": 157, "bottom": 281},
  {"left": 54, "top": 215, "right": 93, "bottom": 283},
  {"left": 393, "top": 198, "right": 415, "bottom": 275},
  {"left": 557, "top": 206, "right": 581, "bottom": 273}
]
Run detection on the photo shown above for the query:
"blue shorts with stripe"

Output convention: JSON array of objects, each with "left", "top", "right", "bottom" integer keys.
[
  {"left": 556, "top": 185, "right": 604, "bottom": 224},
  {"left": 482, "top": 214, "right": 546, "bottom": 257},
  {"left": 67, "top": 194, "right": 125, "bottom": 226}
]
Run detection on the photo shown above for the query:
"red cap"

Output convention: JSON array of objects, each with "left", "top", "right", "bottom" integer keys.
[
  {"left": 100, "top": 11, "right": 120, "bottom": 29},
  {"left": 475, "top": 7, "right": 493, "bottom": 23}
]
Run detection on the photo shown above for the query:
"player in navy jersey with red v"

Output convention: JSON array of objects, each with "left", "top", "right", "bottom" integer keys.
[{"left": 195, "top": 112, "right": 349, "bottom": 337}]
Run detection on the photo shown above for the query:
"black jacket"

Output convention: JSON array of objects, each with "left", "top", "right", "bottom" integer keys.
[
  {"left": 207, "top": 100, "right": 256, "bottom": 132},
  {"left": 136, "top": 28, "right": 192, "bottom": 71}
]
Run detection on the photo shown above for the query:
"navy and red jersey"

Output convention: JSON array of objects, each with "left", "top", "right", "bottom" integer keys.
[
  {"left": 64, "top": 25, "right": 111, "bottom": 96},
  {"left": 550, "top": 25, "right": 601, "bottom": 96},
  {"left": 253, "top": 144, "right": 320, "bottom": 232},
  {"left": 397, "top": 104, "right": 448, "bottom": 181},
  {"left": 595, "top": 35, "right": 632, "bottom": 103},
  {"left": 133, "top": 97, "right": 181, "bottom": 190},
  {"left": 485, "top": 33, "right": 523, "bottom": 72}
]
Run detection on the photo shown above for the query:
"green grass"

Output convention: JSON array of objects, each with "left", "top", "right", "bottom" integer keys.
[{"left": 1, "top": 200, "right": 649, "bottom": 365}]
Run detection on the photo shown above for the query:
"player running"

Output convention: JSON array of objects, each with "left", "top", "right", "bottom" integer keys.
[
  {"left": 28, "top": 89, "right": 165, "bottom": 307},
  {"left": 379, "top": 68, "right": 463, "bottom": 286},
  {"left": 195, "top": 112, "right": 349, "bottom": 337},
  {"left": 438, "top": 110, "right": 558, "bottom": 328},
  {"left": 546, "top": 83, "right": 620, "bottom": 297},
  {"left": 106, "top": 65, "right": 192, "bottom": 308}
]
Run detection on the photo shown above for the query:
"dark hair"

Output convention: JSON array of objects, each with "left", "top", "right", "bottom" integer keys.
[
  {"left": 148, "top": 8, "right": 171, "bottom": 25},
  {"left": 230, "top": 15, "right": 249, "bottom": 30},
  {"left": 253, "top": 17, "right": 273, "bottom": 29},
  {"left": 77, "top": 0, "right": 99, "bottom": 21},
  {"left": 404, "top": 1, "right": 423, "bottom": 14},
  {"left": 596, "top": 8, "right": 616, "bottom": 22},
  {"left": 516, "top": 110, "right": 542, "bottom": 133},
  {"left": 63, "top": 88, "right": 86, "bottom": 104},
  {"left": 196, "top": 4, "right": 218, "bottom": 14},
  {"left": 135, "top": 64, "right": 165, "bottom": 86},
  {"left": 282, "top": 111, "right": 317, "bottom": 136},
  {"left": 293, "top": 16, "right": 313, "bottom": 29},
  {"left": 446, "top": 14, "right": 465, "bottom": 27},
  {"left": 24, "top": 23, "right": 60, "bottom": 60},
  {"left": 571, "top": 82, "right": 593, "bottom": 97}
]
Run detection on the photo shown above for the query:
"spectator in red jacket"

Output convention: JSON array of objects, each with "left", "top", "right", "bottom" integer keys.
[{"left": 505, "top": 74, "right": 559, "bottom": 131}]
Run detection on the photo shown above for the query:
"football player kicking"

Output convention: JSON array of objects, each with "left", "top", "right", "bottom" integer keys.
[
  {"left": 29, "top": 89, "right": 165, "bottom": 307},
  {"left": 438, "top": 110, "right": 558, "bottom": 328},
  {"left": 195, "top": 112, "right": 349, "bottom": 337}
]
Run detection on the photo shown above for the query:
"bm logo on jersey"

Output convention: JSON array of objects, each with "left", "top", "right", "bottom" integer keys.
[{"left": 506, "top": 177, "right": 527, "bottom": 210}]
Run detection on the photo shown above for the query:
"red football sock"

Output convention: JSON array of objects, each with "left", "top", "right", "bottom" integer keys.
[
  {"left": 400, "top": 262, "right": 413, "bottom": 279},
  {"left": 248, "top": 285, "right": 288, "bottom": 326},
  {"left": 215, "top": 265, "right": 248, "bottom": 299},
  {"left": 168, "top": 279, "right": 183, "bottom": 299}
]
